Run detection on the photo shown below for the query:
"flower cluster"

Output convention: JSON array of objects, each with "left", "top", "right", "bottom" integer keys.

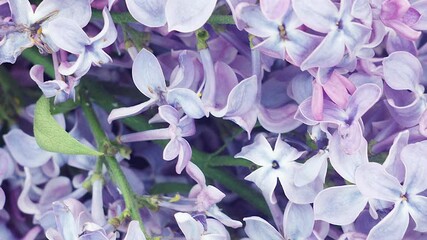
[{"left": 0, "top": 0, "right": 427, "bottom": 239}]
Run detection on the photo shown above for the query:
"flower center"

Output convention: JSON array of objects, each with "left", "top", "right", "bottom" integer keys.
[
  {"left": 272, "top": 160, "right": 280, "bottom": 169},
  {"left": 400, "top": 194, "right": 408, "bottom": 201},
  {"left": 278, "top": 25, "right": 286, "bottom": 40}
]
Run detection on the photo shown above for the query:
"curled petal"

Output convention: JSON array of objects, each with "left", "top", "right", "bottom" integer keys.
[
  {"left": 167, "top": 88, "right": 207, "bottom": 119},
  {"left": 175, "top": 212, "right": 204, "bottom": 239},
  {"left": 107, "top": 98, "right": 157, "bottom": 124},
  {"left": 176, "top": 138, "right": 192, "bottom": 174},
  {"left": 91, "top": 8, "right": 118, "bottom": 48}
]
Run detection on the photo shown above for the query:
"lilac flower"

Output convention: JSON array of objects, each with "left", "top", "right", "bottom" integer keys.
[
  {"left": 0, "top": 0, "right": 91, "bottom": 64},
  {"left": 30, "top": 65, "right": 79, "bottom": 104},
  {"left": 108, "top": 49, "right": 206, "bottom": 124},
  {"left": 296, "top": 83, "right": 382, "bottom": 154},
  {"left": 46, "top": 8, "right": 117, "bottom": 78},
  {"left": 235, "top": 2, "right": 321, "bottom": 65},
  {"left": 380, "top": 0, "right": 422, "bottom": 40},
  {"left": 235, "top": 134, "right": 322, "bottom": 204},
  {"left": 45, "top": 198, "right": 114, "bottom": 240},
  {"left": 355, "top": 140, "right": 427, "bottom": 239},
  {"left": 120, "top": 105, "right": 195, "bottom": 174},
  {"left": 124, "top": 0, "right": 217, "bottom": 33},
  {"left": 293, "top": 0, "right": 371, "bottom": 69}
]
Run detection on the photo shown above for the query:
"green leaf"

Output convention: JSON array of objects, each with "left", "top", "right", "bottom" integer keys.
[{"left": 34, "top": 96, "right": 103, "bottom": 156}]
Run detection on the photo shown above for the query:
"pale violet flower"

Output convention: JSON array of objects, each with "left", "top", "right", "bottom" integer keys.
[
  {"left": 0, "top": 0, "right": 91, "bottom": 64},
  {"left": 120, "top": 105, "right": 195, "bottom": 174},
  {"left": 355, "top": 140, "right": 427, "bottom": 239},
  {"left": 47, "top": 8, "right": 118, "bottom": 78},
  {"left": 108, "top": 48, "right": 207, "bottom": 124},
  {"left": 235, "top": 134, "right": 322, "bottom": 204}
]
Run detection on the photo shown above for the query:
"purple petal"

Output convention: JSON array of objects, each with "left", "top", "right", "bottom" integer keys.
[
  {"left": 176, "top": 138, "right": 192, "bottom": 174},
  {"left": 258, "top": 104, "right": 301, "bottom": 133},
  {"left": 163, "top": 138, "right": 180, "bottom": 161},
  {"left": 8, "top": 0, "right": 32, "bottom": 25},
  {"left": 294, "top": 150, "right": 328, "bottom": 187},
  {"left": 235, "top": 134, "right": 274, "bottom": 166},
  {"left": 254, "top": 37, "right": 285, "bottom": 59},
  {"left": 355, "top": 163, "right": 402, "bottom": 202},
  {"left": 213, "top": 75, "right": 258, "bottom": 117},
  {"left": 383, "top": 130, "right": 409, "bottom": 182},
  {"left": 346, "top": 83, "right": 382, "bottom": 121},
  {"left": 43, "top": 18, "right": 90, "bottom": 54},
  {"left": 4, "top": 129, "right": 53, "bottom": 168},
  {"left": 35, "top": 0, "right": 92, "bottom": 27},
  {"left": 382, "top": 51, "right": 422, "bottom": 91},
  {"left": 301, "top": 31, "right": 345, "bottom": 70},
  {"left": 185, "top": 162, "right": 206, "bottom": 186},
  {"left": 167, "top": 88, "right": 207, "bottom": 119},
  {"left": 260, "top": 0, "right": 289, "bottom": 20},
  {"left": 158, "top": 105, "right": 180, "bottom": 126},
  {"left": 337, "top": 122, "right": 364, "bottom": 155},
  {"left": 175, "top": 212, "right": 203, "bottom": 239},
  {"left": 125, "top": 0, "right": 167, "bottom": 27},
  {"left": 91, "top": 8, "right": 117, "bottom": 48},
  {"left": 165, "top": 0, "right": 216, "bottom": 33},
  {"left": 407, "top": 195, "right": 427, "bottom": 232},
  {"left": 245, "top": 167, "right": 278, "bottom": 204},
  {"left": 367, "top": 203, "right": 409, "bottom": 240},
  {"left": 132, "top": 49, "right": 166, "bottom": 99},
  {"left": 283, "top": 203, "right": 314, "bottom": 239},
  {"left": 279, "top": 165, "right": 322, "bottom": 204},
  {"left": 236, "top": 3, "right": 278, "bottom": 38},
  {"left": 243, "top": 216, "right": 282, "bottom": 240},
  {"left": 124, "top": 221, "right": 147, "bottom": 240},
  {"left": 401, "top": 141, "right": 427, "bottom": 194},
  {"left": 292, "top": 0, "right": 337, "bottom": 33},
  {"left": 107, "top": 98, "right": 157, "bottom": 123},
  {"left": 314, "top": 185, "right": 367, "bottom": 225},
  {"left": 0, "top": 188, "right": 5, "bottom": 210},
  {"left": 286, "top": 30, "right": 322, "bottom": 67},
  {"left": 120, "top": 128, "right": 171, "bottom": 142},
  {"left": 0, "top": 32, "right": 33, "bottom": 64}
]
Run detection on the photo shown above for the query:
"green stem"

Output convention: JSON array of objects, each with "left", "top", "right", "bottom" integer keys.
[
  {"left": 207, "top": 15, "right": 235, "bottom": 25},
  {"left": 79, "top": 89, "right": 148, "bottom": 237}
]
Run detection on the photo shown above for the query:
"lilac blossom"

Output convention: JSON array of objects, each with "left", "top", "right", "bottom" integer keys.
[
  {"left": 174, "top": 212, "right": 230, "bottom": 240},
  {"left": 235, "top": 2, "right": 321, "bottom": 65},
  {"left": 108, "top": 48, "right": 206, "bottom": 124},
  {"left": 235, "top": 134, "right": 322, "bottom": 204},
  {"left": 296, "top": 83, "right": 382, "bottom": 154},
  {"left": 30, "top": 65, "right": 79, "bottom": 104},
  {"left": 0, "top": 0, "right": 91, "bottom": 64},
  {"left": 292, "top": 0, "right": 371, "bottom": 70},
  {"left": 355, "top": 140, "right": 427, "bottom": 239},
  {"left": 47, "top": 8, "right": 117, "bottom": 78},
  {"left": 120, "top": 105, "right": 195, "bottom": 174}
]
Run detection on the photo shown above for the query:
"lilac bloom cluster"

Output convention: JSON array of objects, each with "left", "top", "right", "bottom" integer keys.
[{"left": 0, "top": 0, "right": 427, "bottom": 239}]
